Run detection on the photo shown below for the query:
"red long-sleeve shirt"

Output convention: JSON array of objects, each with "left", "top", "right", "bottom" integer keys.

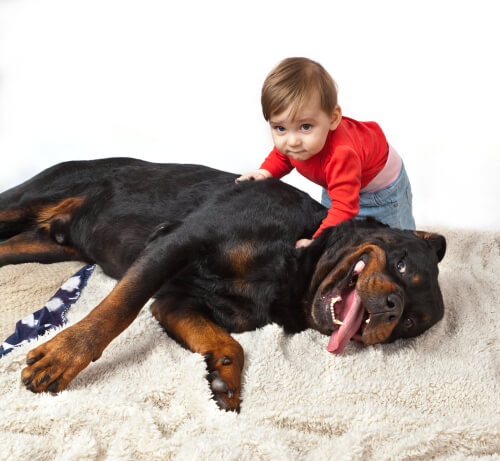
[{"left": 260, "top": 117, "right": 388, "bottom": 237}]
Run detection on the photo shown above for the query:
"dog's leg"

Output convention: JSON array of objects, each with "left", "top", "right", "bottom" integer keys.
[
  {"left": 0, "top": 208, "right": 31, "bottom": 239},
  {"left": 20, "top": 236, "right": 192, "bottom": 394},
  {"left": 0, "top": 231, "right": 83, "bottom": 265},
  {"left": 21, "top": 263, "right": 159, "bottom": 393},
  {"left": 1, "top": 198, "right": 86, "bottom": 263},
  {"left": 151, "top": 299, "right": 244, "bottom": 412}
]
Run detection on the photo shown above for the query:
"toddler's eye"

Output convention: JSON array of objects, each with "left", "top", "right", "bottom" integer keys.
[
  {"left": 301, "top": 124, "right": 312, "bottom": 131},
  {"left": 275, "top": 126, "right": 286, "bottom": 133}
]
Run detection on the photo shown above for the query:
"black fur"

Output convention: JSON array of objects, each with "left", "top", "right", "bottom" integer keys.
[{"left": 1, "top": 158, "right": 446, "bottom": 352}]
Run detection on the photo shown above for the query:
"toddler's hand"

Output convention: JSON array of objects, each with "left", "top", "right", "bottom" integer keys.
[
  {"left": 235, "top": 169, "right": 272, "bottom": 183},
  {"left": 295, "top": 238, "right": 313, "bottom": 248}
]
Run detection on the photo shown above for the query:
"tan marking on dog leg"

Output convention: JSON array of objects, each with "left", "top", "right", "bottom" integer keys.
[
  {"left": 0, "top": 209, "right": 28, "bottom": 221},
  {"left": 0, "top": 232, "right": 82, "bottom": 264},
  {"left": 152, "top": 302, "right": 244, "bottom": 411},
  {"left": 36, "top": 197, "right": 85, "bottom": 232},
  {"left": 22, "top": 262, "right": 160, "bottom": 393}
]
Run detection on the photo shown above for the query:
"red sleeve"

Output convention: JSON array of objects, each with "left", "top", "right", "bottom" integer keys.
[
  {"left": 313, "top": 147, "right": 362, "bottom": 238},
  {"left": 259, "top": 147, "right": 294, "bottom": 178}
]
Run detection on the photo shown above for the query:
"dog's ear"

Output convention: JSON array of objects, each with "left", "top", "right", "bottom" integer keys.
[{"left": 413, "top": 231, "right": 446, "bottom": 262}]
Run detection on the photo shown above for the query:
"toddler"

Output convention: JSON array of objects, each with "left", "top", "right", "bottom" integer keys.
[{"left": 237, "top": 57, "right": 415, "bottom": 247}]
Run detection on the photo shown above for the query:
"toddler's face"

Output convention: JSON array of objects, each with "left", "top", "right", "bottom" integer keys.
[{"left": 269, "top": 93, "right": 341, "bottom": 161}]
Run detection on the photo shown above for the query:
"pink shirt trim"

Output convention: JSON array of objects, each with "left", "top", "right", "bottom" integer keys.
[{"left": 360, "top": 144, "right": 402, "bottom": 193}]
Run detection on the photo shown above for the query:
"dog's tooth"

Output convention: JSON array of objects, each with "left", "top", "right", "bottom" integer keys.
[
  {"left": 330, "top": 296, "right": 342, "bottom": 305},
  {"left": 365, "top": 318, "right": 371, "bottom": 324},
  {"left": 330, "top": 296, "right": 343, "bottom": 326}
]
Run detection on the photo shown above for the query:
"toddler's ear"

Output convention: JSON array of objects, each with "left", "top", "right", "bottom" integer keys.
[{"left": 330, "top": 105, "right": 342, "bottom": 130}]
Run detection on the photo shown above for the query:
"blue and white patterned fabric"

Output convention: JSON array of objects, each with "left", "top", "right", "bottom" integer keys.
[{"left": 0, "top": 264, "right": 96, "bottom": 358}]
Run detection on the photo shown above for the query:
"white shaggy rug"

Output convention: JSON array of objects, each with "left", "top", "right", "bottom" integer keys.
[{"left": 0, "top": 229, "right": 499, "bottom": 460}]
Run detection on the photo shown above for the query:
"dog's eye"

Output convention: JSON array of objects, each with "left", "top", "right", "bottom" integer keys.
[
  {"left": 397, "top": 260, "right": 406, "bottom": 273},
  {"left": 403, "top": 318, "right": 414, "bottom": 329}
]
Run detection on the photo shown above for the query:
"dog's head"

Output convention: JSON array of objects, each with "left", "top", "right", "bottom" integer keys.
[{"left": 305, "top": 220, "right": 446, "bottom": 353}]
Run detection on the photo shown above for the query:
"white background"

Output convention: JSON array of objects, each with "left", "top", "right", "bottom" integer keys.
[{"left": 0, "top": 0, "right": 498, "bottom": 230}]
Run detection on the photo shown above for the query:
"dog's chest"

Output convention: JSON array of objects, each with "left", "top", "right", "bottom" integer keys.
[{"left": 175, "top": 242, "right": 302, "bottom": 332}]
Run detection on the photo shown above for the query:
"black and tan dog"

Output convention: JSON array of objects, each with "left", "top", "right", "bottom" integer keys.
[{"left": 0, "top": 158, "right": 446, "bottom": 411}]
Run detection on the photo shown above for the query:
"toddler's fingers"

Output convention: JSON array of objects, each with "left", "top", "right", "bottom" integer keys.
[
  {"left": 235, "top": 174, "right": 250, "bottom": 183},
  {"left": 295, "top": 238, "right": 313, "bottom": 248},
  {"left": 235, "top": 172, "right": 261, "bottom": 182}
]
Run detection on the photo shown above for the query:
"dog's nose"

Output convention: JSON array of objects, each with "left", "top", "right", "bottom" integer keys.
[{"left": 386, "top": 293, "right": 403, "bottom": 312}]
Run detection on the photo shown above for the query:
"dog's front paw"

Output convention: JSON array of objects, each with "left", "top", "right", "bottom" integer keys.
[
  {"left": 204, "top": 353, "right": 242, "bottom": 412},
  {"left": 21, "top": 326, "right": 96, "bottom": 393}
]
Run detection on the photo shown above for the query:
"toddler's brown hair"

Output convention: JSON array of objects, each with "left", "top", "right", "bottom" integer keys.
[{"left": 261, "top": 57, "right": 338, "bottom": 121}]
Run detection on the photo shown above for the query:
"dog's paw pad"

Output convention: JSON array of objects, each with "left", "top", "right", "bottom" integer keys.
[
  {"left": 204, "top": 355, "right": 241, "bottom": 412},
  {"left": 210, "top": 376, "right": 229, "bottom": 393},
  {"left": 216, "top": 356, "right": 232, "bottom": 365}
]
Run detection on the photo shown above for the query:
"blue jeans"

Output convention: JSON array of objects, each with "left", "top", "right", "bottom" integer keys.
[{"left": 321, "top": 162, "right": 416, "bottom": 230}]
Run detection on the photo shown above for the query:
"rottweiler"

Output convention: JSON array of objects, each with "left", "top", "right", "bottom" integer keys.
[{"left": 0, "top": 158, "right": 446, "bottom": 411}]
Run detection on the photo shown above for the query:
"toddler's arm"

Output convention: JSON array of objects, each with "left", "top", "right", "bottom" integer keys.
[{"left": 235, "top": 169, "right": 272, "bottom": 182}]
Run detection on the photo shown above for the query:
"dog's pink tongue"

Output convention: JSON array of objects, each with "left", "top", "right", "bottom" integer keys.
[
  {"left": 327, "top": 260, "right": 366, "bottom": 354},
  {"left": 327, "top": 290, "right": 364, "bottom": 354}
]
